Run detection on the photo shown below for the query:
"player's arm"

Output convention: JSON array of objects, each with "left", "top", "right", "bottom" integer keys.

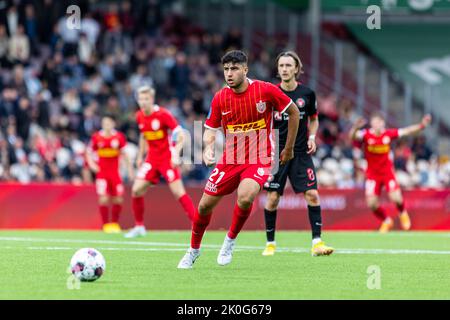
[
  {"left": 85, "top": 146, "right": 99, "bottom": 173},
  {"left": 203, "top": 128, "right": 216, "bottom": 167},
  {"left": 349, "top": 117, "right": 367, "bottom": 141},
  {"left": 280, "top": 102, "right": 300, "bottom": 165},
  {"left": 120, "top": 148, "right": 135, "bottom": 181},
  {"left": 171, "top": 126, "right": 185, "bottom": 166},
  {"left": 136, "top": 133, "right": 147, "bottom": 169},
  {"left": 398, "top": 114, "right": 432, "bottom": 138},
  {"left": 307, "top": 115, "right": 319, "bottom": 154},
  {"left": 203, "top": 93, "right": 221, "bottom": 166}
]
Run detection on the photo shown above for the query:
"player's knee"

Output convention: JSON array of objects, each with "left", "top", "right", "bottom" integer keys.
[
  {"left": 237, "top": 194, "right": 254, "bottom": 209},
  {"left": 367, "top": 198, "right": 379, "bottom": 210},
  {"left": 132, "top": 184, "right": 145, "bottom": 197},
  {"left": 98, "top": 196, "right": 109, "bottom": 205},
  {"left": 112, "top": 197, "right": 123, "bottom": 204},
  {"left": 305, "top": 190, "right": 320, "bottom": 206},
  {"left": 198, "top": 202, "right": 212, "bottom": 215},
  {"left": 266, "top": 193, "right": 280, "bottom": 210}
]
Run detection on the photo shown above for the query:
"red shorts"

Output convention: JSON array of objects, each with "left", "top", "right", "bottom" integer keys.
[
  {"left": 365, "top": 173, "right": 400, "bottom": 197},
  {"left": 204, "top": 163, "right": 272, "bottom": 196},
  {"left": 136, "top": 161, "right": 181, "bottom": 185},
  {"left": 95, "top": 175, "right": 124, "bottom": 197}
]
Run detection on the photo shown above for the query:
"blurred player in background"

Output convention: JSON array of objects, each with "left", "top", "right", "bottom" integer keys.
[
  {"left": 178, "top": 50, "right": 300, "bottom": 269},
  {"left": 350, "top": 113, "right": 432, "bottom": 232},
  {"left": 263, "top": 51, "right": 333, "bottom": 257},
  {"left": 124, "top": 85, "right": 196, "bottom": 238},
  {"left": 86, "top": 115, "right": 133, "bottom": 233}
]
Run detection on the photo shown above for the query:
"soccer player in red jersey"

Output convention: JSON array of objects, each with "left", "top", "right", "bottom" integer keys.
[
  {"left": 124, "top": 85, "right": 196, "bottom": 238},
  {"left": 86, "top": 115, "right": 133, "bottom": 233},
  {"left": 350, "top": 113, "right": 432, "bottom": 232},
  {"left": 178, "top": 50, "right": 300, "bottom": 269}
]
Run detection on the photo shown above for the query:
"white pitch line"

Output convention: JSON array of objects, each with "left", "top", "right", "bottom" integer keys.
[{"left": 0, "top": 237, "right": 450, "bottom": 255}]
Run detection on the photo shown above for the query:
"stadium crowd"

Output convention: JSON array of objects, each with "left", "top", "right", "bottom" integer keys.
[{"left": 0, "top": 0, "right": 448, "bottom": 188}]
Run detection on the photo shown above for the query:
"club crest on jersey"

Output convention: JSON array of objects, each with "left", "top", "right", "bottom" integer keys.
[
  {"left": 296, "top": 98, "right": 306, "bottom": 108},
  {"left": 151, "top": 119, "right": 160, "bottom": 131},
  {"left": 382, "top": 136, "right": 391, "bottom": 144},
  {"left": 256, "top": 100, "right": 266, "bottom": 113},
  {"left": 111, "top": 139, "right": 119, "bottom": 149},
  {"left": 257, "top": 167, "right": 265, "bottom": 176}
]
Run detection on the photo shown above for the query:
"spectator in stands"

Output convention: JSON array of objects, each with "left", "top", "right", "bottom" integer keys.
[
  {"left": 0, "top": 25, "right": 9, "bottom": 66},
  {"left": 8, "top": 25, "right": 30, "bottom": 64},
  {"left": 169, "top": 51, "right": 190, "bottom": 102},
  {"left": 412, "top": 135, "right": 433, "bottom": 161}
]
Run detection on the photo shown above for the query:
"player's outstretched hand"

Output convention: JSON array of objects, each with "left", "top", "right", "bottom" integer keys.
[
  {"left": 280, "top": 148, "right": 294, "bottom": 165},
  {"left": 203, "top": 147, "right": 216, "bottom": 167},
  {"left": 307, "top": 139, "right": 317, "bottom": 154},
  {"left": 355, "top": 117, "right": 367, "bottom": 129},
  {"left": 421, "top": 114, "right": 432, "bottom": 128}
]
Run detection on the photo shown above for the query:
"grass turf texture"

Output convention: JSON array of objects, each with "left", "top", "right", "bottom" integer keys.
[{"left": 0, "top": 230, "right": 449, "bottom": 299}]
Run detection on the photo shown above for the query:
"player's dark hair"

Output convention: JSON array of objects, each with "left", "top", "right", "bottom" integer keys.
[
  {"left": 276, "top": 51, "right": 304, "bottom": 77},
  {"left": 370, "top": 111, "right": 386, "bottom": 121},
  {"left": 102, "top": 113, "right": 116, "bottom": 122},
  {"left": 221, "top": 50, "right": 248, "bottom": 65}
]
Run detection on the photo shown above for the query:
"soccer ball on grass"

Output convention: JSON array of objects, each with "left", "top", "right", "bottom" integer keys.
[{"left": 70, "top": 248, "right": 106, "bottom": 282}]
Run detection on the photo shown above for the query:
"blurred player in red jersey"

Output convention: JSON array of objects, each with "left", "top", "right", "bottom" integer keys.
[
  {"left": 124, "top": 85, "right": 196, "bottom": 238},
  {"left": 350, "top": 113, "right": 432, "bottom": 233},
  {"left": 178, "top": 50, "right": 300, "bottom": 269},
  {"left": 86, "top": 114, "right": 134, "bottom": 233}
]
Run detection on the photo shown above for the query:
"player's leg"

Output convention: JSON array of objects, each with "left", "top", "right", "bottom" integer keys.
[
  {"left": 106, "top": 177, "right": 124, "bottom": 233},
  {"left": 95, "top": 178, "right": 111, "bottom": 231},
  {"left": 178, "top": 163, "right": 239, "bottom": 269},
  {"left": 304, "top": 190, "right": 333, "bottom": 256},
  {"left": 165, "top": 167, "right": 195, "bottom": 221},
  {"left": 262, "top": 191, "right": 281, "bottom": 256},
  {"left": 289, "top": 155, "right": 333, "bottom": 255},
  {"left": 99, "top": 195, "right": 111, "bottom": 232},
  {"left": 109, "top": 195, "right": 123, "bottom": 233},
  {"left": 366, "top": 189, "right": 393, "bottom": 233},
  {"left": 177, "top": 192, "right": 223, "bottom": 269},
  {"left": 124, "top": 179, "right": 152, "bottom": 238},
  {"left": 125, "top": 162, "right": 158, "bottom": 238},
  {"left": 262, "top": 163, "right": 289, "bottom": 256},
  {"left": 217, "top": 177, "right": 261, "bottom": 266},
  {"left": 388, "top": 187, "right": 411, "bottom": 230}
]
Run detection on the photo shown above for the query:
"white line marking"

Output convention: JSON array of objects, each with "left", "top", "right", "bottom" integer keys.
[{"left": 0, "top": 237, "right": 449, "bottom": 255}]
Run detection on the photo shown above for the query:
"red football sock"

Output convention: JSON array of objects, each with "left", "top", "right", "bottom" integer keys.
[
  {"left": 178, "top": 193, "right": 196, "bottom": 221},
  {"left": 132, "top": 197, "right": 145, "bottom": 226},
  {"left": 99, "top": 205, "right": 109, "bottom": 225},
  {"left": 191, "top": 211, "right": 212, "bottom": 249},
  {"left": 111, "top": 204, "right": 122, "bottom": 223},
  {"left": 372, "top": 206, "right": 387, "bottom": 221},
  {"left": 227, "top": 203, "right": 253, "bottom": 239},
  {"left": 396, "top": 201, "right": 405, "bottom": 213}
]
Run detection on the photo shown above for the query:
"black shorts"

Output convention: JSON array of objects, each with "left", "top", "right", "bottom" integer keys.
[{"left": 264, "top": 154, "right": 317, "bottom": 195}]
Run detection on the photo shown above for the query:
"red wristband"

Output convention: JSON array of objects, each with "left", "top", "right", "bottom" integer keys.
[{"left": 419, "top": 123, "right": 425, "bottom": 130}]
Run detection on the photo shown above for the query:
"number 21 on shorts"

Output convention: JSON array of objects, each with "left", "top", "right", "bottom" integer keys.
[{"left": 209, "top": 168, "right": 225, "bottom": 184}]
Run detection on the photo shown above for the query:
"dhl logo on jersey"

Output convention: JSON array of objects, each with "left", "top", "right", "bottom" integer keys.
[
  {"left": 143, "top": 130, "right": 164, "bottom": 141},
  {"left": 226, "top": 119, "right": 266, "bottom": 133},
  {"left": 367, "top": 145, "right": 390, "bottom": 154},
  {"left": 97, "top": 148, "right": 120, "bottom": 158}
]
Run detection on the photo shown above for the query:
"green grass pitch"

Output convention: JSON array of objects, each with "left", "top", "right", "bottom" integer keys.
[{"left": 0, "top": 230, "right": 449, "bottom": 300}]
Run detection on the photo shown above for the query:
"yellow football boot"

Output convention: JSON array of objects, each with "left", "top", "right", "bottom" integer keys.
[
  {"left": 262, "top": 243, "right": 276, "bottom": 256},
  {"left": 379, "top": 217, "right": 394, "bottom": 233},
  {"left": 311, "top": 241, "right": 334, "bottom": 256},
  {"left": 399, "top": 211, "right": 411, "bottom": 231}
]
